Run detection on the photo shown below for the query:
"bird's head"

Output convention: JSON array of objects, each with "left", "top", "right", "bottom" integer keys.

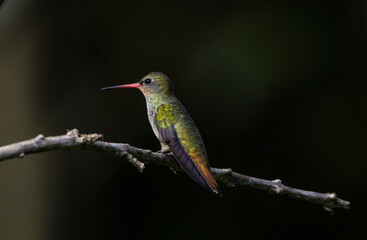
[{"left": 101, "top": 72, "right": 174, "bottom": 98}]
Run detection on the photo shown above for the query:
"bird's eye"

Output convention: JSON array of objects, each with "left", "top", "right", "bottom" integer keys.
[{"left": 144, "top": 78, "right": 152, "bottom": 84}]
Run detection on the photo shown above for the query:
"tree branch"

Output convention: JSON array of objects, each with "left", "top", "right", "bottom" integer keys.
[{"left": 0, "top": 129, "right": 350, "bottom": 213}]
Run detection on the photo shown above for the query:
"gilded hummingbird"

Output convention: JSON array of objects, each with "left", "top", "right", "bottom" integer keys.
[{"left": 101, "top": 72, "right": 220, "bottom": 194}]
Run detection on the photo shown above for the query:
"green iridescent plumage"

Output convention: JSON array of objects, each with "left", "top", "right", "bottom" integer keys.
[
  {"left": 144, "top": 73, "right": 219, "bottom": 194},
  {"left": 102, "top": 72, "right": 220, "bottom": 194},
  {"left": 155, "top": 103, "right": 207, "bottom": 160}
]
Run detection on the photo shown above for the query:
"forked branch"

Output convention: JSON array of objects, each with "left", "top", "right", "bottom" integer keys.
[{"left": 0, "top": 129, "right": 350, "bottom": 213}]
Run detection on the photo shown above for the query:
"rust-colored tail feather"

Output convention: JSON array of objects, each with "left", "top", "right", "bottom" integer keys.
[{"left": 196, "top": 163, "right": 221, "bottom": 195}]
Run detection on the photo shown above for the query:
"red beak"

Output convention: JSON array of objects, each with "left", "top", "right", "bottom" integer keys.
[{"left": 101, "top": 82, "right": 141, "bottom": 90}]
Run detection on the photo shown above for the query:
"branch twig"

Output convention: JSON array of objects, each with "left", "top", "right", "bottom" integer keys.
[{"left": 0, "top": 129, "right": 350, "bottom": 213}]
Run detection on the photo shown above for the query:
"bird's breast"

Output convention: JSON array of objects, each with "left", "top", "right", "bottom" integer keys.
[{"left": 146, "top": 99, "right": 160, "bottom": 140}]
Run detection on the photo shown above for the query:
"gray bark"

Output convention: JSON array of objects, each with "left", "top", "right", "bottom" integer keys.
[{"left": 0, "top": 129, "right": 350, "bottom": 213}]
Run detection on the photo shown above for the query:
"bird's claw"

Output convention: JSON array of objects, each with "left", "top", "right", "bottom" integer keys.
[
  {"left": 155, "top": 150, "right": 177, "bottom": 174},
  {"left": 156, "top": 148, "right": 171, "bottom": 154},
  {"left": 155, "top": 150, "right": 170, "bottom": 161},
  {"left": 155, "top": 148, "right": 172, "bottom": 161}
]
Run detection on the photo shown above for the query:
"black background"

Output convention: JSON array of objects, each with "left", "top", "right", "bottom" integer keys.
[{"left": 0, "top": 1, "right": 366, "bottom": 239}]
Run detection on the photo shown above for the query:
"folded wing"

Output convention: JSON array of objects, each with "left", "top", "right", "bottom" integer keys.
[{"left": 155, "top": 104, "right": 220, "bottom": 194}]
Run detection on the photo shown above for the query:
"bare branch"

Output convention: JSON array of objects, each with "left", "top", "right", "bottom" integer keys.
[{"left": 0, "top": 129, "right": 350, "bottom": 212}]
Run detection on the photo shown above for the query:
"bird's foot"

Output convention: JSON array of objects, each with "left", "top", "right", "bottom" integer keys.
[
  {"left": 156, "top": 148, "right": 171, "bottom": 154},
  {"left": 155, "top": 149, "right": 171, "bottom": 161},
  {"left": 155, "top": 149, "right": 177, "bottom": 174}
]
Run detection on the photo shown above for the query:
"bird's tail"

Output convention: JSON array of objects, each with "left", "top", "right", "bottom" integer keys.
[
  {"left": 196, "top": 163, "right": 221, "bottom": 195},
  {"left": 165, "top": 132, "right": 221, "bottom": 195},
  {"left": 189, "top": 152, "right": 221, "bottom": 195}
]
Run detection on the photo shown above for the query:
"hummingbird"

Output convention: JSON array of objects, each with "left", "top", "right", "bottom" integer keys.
[{"left": 101, "top": 72, "right": 220, "bottom": 195}]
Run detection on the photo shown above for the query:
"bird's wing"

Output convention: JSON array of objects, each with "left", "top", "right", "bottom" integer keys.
[{"left": 155, "top": 104, "right": 219, "bottom": 194}]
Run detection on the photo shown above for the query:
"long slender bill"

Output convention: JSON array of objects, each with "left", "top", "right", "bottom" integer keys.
[{"left": 101, "top": 83, "right": 141, "bottom": 90}]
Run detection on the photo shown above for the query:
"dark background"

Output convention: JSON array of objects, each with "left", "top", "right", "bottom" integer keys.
[{"left": 0, "top": 0, "right": 366, "bottom": 239}]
